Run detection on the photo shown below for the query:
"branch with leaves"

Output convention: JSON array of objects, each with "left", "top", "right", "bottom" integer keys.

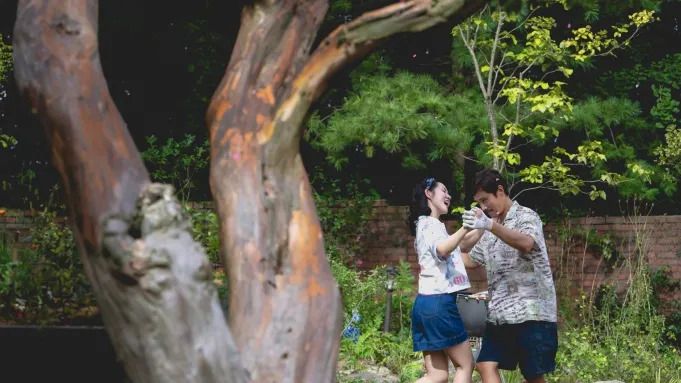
[{"left": 453, "top": 2, "right": 656, "bottom": 199}]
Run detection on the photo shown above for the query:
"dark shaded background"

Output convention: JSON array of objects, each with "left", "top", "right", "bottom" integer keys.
[{"left": 1, "top": 0, "right": 680, "bottom": 214}]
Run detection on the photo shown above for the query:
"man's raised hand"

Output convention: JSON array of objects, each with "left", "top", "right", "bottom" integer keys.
[{"left": 462, "top": 207, "right": 493, "bottom": 231}]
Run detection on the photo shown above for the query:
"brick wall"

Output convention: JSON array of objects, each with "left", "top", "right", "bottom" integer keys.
[
  {"left": 0, "top": 209, "right": 37, "bottom": 246},
  {"left": 359, "top": 201, "right": 681, "bottom": 302},
  {"left": 3, "top": 203, "right": 681, "bottom": 302}
]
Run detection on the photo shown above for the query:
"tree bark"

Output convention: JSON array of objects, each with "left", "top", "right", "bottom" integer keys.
[
  {"left": 14, "top": 0, "right": 486, "bottom": 382},
  {"left": 13, "top": 2, "right": 246, "bottom": 382},
  {"left": 207, "top": 1, "right": 486, "bottom": 382}
]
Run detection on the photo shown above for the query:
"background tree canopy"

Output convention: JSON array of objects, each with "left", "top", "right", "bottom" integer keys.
[{"left": 1, "top": 0, "right": 680, "bottom": 217}]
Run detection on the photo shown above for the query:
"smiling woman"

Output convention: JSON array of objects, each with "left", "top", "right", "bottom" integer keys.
[{"left": 408, "top": 176, "right": 475, "bottom": 383}]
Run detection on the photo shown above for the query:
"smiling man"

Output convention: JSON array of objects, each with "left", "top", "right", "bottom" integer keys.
[{"left": 459, "top": 169, "right": 558, "bottom": 383}]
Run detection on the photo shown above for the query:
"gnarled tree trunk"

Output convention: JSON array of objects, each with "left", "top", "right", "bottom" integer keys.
[
  {"left": 14, "top": 0, "right": 485, "bottom": 382},
  {"left": 13, "top": 2, "right": 246, "bottom": 382}
]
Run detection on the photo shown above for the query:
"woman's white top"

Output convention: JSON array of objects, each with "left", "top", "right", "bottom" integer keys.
[{"left": 415, "top": 216, "right": 471, "bottom": 295}]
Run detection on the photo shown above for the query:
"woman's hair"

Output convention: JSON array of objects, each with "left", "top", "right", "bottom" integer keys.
[
  {"left": 474, "top": 168, "right": 508, "bottom": 195},
  {"left": 407, "top": 177, "right": 437, "bottom": 235}
]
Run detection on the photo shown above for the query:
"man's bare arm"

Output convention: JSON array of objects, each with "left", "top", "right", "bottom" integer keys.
[{"left": 490, "top": 221, "right": 535, "bottom": 253}]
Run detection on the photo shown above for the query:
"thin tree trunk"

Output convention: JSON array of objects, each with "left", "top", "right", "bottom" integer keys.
[{"left": 13, "top": 2, "right": 246, "bottom": 382}]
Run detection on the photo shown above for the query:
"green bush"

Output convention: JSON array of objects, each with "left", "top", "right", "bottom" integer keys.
[
  {"left": 141, "top": 134, "right": 209, "bottom": 201},
  {"left": 0, "top": 209, "right": 96, "bottom": 324},
  {"left": 184, "top": 203, "right": 221, "bottom": 265},
  {"left": 554, "top": 323, "right": 681, "bottom": 383},
  {"left": 334, "top": 259, "right": 421, "bottom": 377},
  {"left": 313, "top": 171, "right": 377, "bottom": 264},
  {"left": 550, "top": 208, "right": 681, "bottom": 382}
]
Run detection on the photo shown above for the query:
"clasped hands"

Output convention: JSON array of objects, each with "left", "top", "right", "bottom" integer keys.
[{"left": 462, "top": 207, "right": 493, "bottom": 231}]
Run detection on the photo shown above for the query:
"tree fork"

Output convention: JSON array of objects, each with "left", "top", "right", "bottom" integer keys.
[
  {"left": 207, "top": 0, "right": 486, "bottom": 381},
  {"left": 13, "top": 0, "right": 488, "bottom": 381}
]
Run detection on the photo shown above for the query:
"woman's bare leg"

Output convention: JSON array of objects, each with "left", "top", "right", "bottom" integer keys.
[
  {"left": 415, "top": 350, "right": 449, "bottom": 383},
  {"left": 444, "top": 340, "right": 474, "bottom": 383},
  {"left": 476, "top": 361, "right": 502, "bottom": 383}
]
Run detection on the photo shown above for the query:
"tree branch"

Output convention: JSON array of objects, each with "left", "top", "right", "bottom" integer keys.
[{"left": 270, "top": 0, "right": 488, "bottom": 153}]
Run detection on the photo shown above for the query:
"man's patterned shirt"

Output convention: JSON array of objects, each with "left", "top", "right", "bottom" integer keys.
[{"left": 470, "top": 201, "right": 557, "bottom": 324}]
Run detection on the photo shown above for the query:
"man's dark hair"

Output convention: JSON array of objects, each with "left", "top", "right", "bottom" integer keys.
[
  {"left": 407, "top": 177, "right": 438, "bottom": 235},
  {"left": 474, "top": 169, "right": 508, "bottom": 195}
]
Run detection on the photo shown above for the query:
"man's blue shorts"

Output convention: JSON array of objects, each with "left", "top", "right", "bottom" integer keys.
[{"left": 476, "top": 320, "right": 558, "bottom": 380}]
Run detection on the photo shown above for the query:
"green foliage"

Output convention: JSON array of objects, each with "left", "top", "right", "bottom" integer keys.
[
  {"left": 649, "top": 266, "right": 681, "bottom": 349},
  {"left": 184, "top": 203, "right": 220, "bottom": 265},
  {"left": 582, "top": 229, "right": 619, "bottom": 267},
  {"left": 182, "top": 202, "right": 227, "bottom": 307},
  {"left": 655, "top": 125, "right": 681, "bottom": 182},
  {"left": 335, "top": 261, "right": 420, "bottom": 376},
  {"left": 1, "top": 38, "right": 16, "bottom": 151},
  {"left": 0, "top": 133, "right": 16, "bottom": 149},
  {"left": 559, "top": 9, "right": 656, "bottom": 62},
  {"left": 453, "top": 3, "right": 656, "bottom": 199},
  {"left": 0, "top": 210, "right": 96, "bottom": 324},
  {"left": 666, "top": 301, "right": 681, "bottom": 350},
  {"left": 551, "top": 205, "right": 681, "bottom": 382},
  {"left": 312, "top": 172, "right": 379, "bottom": 263},
  {"left": 602, "top": 53, "right": 681, "bottom": 97},
  {"left": 554, "top": 323, "right": 681, "bottom": 383},
  {"left": 306, "top": 70, "right": 482, "bottom": 171},
  {"left": 0, "top": 38, "right": 11, "bottom": 84},
  {"left": 650, "top": 85, "right": 680, "bottom": 129},
  {"left": 141, "top": 134, "right": 209, "bottom": 201},
  {"left": 397, "top": 359, "right": 425, "bottom": 382},
  {"left": 212, "top": 266, "right": 229, "bottom": 311}
]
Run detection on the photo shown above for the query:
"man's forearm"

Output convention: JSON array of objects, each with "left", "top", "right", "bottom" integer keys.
[{"left": 490, "top": 221, "right": 535, "bottom": 253}]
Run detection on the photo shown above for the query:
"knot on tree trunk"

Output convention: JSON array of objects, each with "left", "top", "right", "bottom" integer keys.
[
  {"left": 137, "top": 183, "right": 190, "bottom": 235},
  {"left": 103, "top": 183, "right": 208, "bottom": 291},
  {"left": 51, "top": 13, "right": 82, "bottom": 36}
]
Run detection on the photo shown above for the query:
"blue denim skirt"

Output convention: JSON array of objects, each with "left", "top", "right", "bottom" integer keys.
[{"left": 412, "top": 292, "right": 468, "bottom": 352}]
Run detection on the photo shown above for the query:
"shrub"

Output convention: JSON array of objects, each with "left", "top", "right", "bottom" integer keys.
[
  {"left": 184, "top": 203, "right": 221, "bottom": 265},
  {"left": 334, "top": 259, "right": 421, "bottom": 377},
  {"left": 312, "top": 171, "right": 378, "bottom": 264},
  {"left": 0, "top": 209, "right": 96, "bottom": 324},
  {"left": 141, "top": 134, "right": 210, "bottom": 201},
  {"left": 551, "top": 205, "right": 681, "bottom": 382}
]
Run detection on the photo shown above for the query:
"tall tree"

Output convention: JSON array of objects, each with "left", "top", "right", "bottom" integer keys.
[{"left": 12, "top": 0, "right": 486, "bottom": 382}]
